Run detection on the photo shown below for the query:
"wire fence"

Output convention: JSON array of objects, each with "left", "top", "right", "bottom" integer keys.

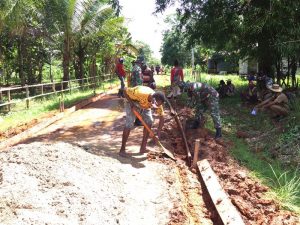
[{"left": 0, "top": 73, "right": 114, "bottom": 112}]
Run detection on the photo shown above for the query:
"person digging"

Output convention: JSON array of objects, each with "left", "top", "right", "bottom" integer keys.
[
  {"left": 181, "top": 81, "right": 222, "bottom": 139},
  {"left": 119, "top": 86, "right": 165, "bottom": 157}
]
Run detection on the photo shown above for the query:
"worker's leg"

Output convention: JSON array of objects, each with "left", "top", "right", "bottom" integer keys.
[
  {"left": 269, "top": 105, "right": 289, "bottom": 117},
  {"left": 173, "top": 85, "right": 181, "bottom": 97},
  {"left": 118, "top": 76, "right": 125, "bottom": 98},
  {"left": 167, "top": 86, "right": 174, "bottom": 98},
  {"left": 139, "top": 109, "right": 153, "bottom": 153},
  {"left": 119, "top": 102, "right": 135, "bottom": 156},
  {"left": 193, "top": 101, "right": 205, "bottom": 129},
  {"left": 209, "top": 96, "right": 222, "bottom": 138}
]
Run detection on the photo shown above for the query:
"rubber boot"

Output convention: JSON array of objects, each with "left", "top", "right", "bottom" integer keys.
[{"left": 215, "top": 128, "right": 222, "bottom": 139}]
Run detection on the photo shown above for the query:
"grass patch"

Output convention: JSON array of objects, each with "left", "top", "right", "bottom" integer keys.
[
  {"left": 268, "top": 166, "right": 300, "bottom": 212},
  {"left": 159, "top": 71, "right": 300, "bottom": 213},
  {"left": 0, "top": 79, "right": 118, "bottom": 132}
]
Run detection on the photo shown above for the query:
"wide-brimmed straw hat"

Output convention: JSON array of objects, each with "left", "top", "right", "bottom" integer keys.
[{"left": 268, "top": 84, "right": 283, "bottom": 92}]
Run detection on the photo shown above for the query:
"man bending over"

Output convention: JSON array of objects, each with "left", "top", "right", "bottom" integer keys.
[{"left": 119, "top": 86, "right": 165, "bottom": 157}]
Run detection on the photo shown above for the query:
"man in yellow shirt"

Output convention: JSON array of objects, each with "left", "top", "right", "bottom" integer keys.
[{"left": 119, "top": 86, "right": 165, "bottom": 157}]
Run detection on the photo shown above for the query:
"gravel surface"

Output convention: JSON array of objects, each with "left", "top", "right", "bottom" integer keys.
[{"left": 0, "top": 142, "right": 179, "bottom": 225}]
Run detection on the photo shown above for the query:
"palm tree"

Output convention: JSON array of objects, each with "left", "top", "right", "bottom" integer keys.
[
  {"left": 43, "top": 0, "right": 120, "bottom": 85},
  {"left": 0, "top": 0, "right": 41, "bottom": 86}
]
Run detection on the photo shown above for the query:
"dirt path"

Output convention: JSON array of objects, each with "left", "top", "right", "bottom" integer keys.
[{"left": 0, "top": 92, "right": 211, "bottom": 225}]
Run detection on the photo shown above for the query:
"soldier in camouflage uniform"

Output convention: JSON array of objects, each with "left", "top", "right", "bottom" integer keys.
[
  {"left": 130, "top": 57, "right": 144, "bottom": 126},
  {"left": 184, "top": 82, "right": 222, "bottom": 138},
  {"left": 130, "top": 58, "right": 143, "bottom": 87}
]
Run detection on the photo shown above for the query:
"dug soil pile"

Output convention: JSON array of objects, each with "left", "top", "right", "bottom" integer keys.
[{"left": 159, "top": 108, "right": 299, "bottom": 225}]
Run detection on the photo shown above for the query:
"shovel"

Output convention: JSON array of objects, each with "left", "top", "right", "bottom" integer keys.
[
  {"left": 128, "top": 101, "right": 176, "bottom": 160},
  {"left": 165, "top": 98, "right": 192, "bottom": 166}
]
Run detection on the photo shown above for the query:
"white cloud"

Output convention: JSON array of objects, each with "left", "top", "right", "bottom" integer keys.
[{"left": 119, "top": 0, "right": 176, "bottom": 59}]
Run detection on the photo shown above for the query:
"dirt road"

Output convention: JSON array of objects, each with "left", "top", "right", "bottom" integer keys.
[{"left": 0, "top": 93, "right": 210, "bottom": 225}]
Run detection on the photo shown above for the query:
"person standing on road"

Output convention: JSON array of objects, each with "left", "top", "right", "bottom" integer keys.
[
  {"left": 119, "top": 86, "right": 165, "bottom": 157},
  {"left": 167, "top": 59, "right": 184, "bottom": 98},
  {"left": 183, "top": 81, "right": 222, "bottom": 139},
  {"left": 115, "top": 58, "right": 126, "bottom": 98},
  {"left": 130, "top": 59, "right": 143, "bottom": 87},
  {"left": 142, "top": 64, "right": 156, "bottom": 90}
]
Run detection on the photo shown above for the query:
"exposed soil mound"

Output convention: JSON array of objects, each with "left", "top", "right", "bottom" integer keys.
[{"left": 161, "top": 109, "right": 299, "bottom": 224}]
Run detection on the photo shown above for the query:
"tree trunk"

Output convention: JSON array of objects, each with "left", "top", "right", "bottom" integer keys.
[
  {"left": 287, "top": 56, "right": 290, "bottom": 87},
  {"left": 18, "top": 38, "right": 25, "bottom": 86},
  {"left": 275, "top": 59, "right": 281, "bottom": 84},
  {"left": 78, "top": 41, "right": 85, "bottom": 83},
  {"left": 63, "top": 33, "right": 70, "bottom": 88},
  {"left": 38, "top": 64, "right": 43, "bottom": 83},
  {"left": 257, "top": 41, "right": 273, "bottom": 77},
  {"left": 290, "top": 56, "right": 297, "bottom": 88}
]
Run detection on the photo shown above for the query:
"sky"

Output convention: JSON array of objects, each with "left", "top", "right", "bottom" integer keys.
[{"left": 119, "top": 0, "right": 176, "bottom": 59}]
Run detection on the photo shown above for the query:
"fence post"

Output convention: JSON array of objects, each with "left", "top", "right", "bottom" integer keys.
[
  {"left": 8, "top": 90, "right": 11, "bottom": 112},
  {"left": 109, "top": 74, "right": 113, "bottom": 89},
  {"left": 69, "top": 80, "right": 71, "bottom": 93},
  {"left": 59, "top": 95, "right": 64, "bottom": 112},
  {"left": 0, "top": 88, "right": 2, "bottom": 102},
  {"left": 102, "top": 83, "right": 105, "bottom": 93},
  {"left": 52, "top": 82, "right": 56, "bottom": 93},
  {"left": 93, "top": 75, "right": 96, "bottom": 96},
  {"left": 41, "top": 84, "right": 44, "bottom": 100},
  {"left": 61, "top": 81, "right": 64, "bottom": 93},
  {"left": 26, "top": 86, "right": 29, "bottom": 109}
]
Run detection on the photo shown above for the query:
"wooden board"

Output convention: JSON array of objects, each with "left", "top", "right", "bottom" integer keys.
[{"left": 197, "top": 159, "right": 245, "bottom": 225}]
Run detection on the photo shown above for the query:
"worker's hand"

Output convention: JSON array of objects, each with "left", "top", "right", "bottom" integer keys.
[
  {"left": 170, "top": 108, "right": 176, "bottom": 116},
  {"left": 157, "top": 130, "right": 161, "bottom": 140}
]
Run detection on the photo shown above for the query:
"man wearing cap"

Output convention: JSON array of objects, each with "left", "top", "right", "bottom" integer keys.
[
  {"left": 119, "top": 86, "right": 165, "bottom": 157},
  {"left": 254, "top": 84, "right": 289, "bottom": 118},
  {"left": 115, "top": 58, "right": 126, "bottom": 97},
  {"left": 184, "top": 82, "right": 222, "bottom": 139}
]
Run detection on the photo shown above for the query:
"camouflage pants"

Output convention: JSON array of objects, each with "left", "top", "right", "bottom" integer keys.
[{"left": 194, "top": 95, "right": 221, "bottom": 129}]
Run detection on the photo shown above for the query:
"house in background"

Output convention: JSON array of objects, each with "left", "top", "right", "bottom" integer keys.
[
  {"left": 239, "top": 58, "right": 258, "bottom": 75},
  {"left": 207, "top": 54, "right": 238, "bottom": 74}
]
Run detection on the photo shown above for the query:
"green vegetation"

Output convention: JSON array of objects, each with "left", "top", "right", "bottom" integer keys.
[
  {"left": 159, "top": 72, "right": 300, "bottom": 213},
  {"left": 206, "top": 75, "right": 300, "bottom": 213},
  {"left": 0, "top": 79, "right": 118, "bottom": 133},
  {"left": 0, "top": 0, "right": 135, "bottom": 87},
  {"left": 156, "top": 0, "right": 300, "bottom": 86},
  {"left": 268, "top": 166, "right": 300, "bottom": 212}
]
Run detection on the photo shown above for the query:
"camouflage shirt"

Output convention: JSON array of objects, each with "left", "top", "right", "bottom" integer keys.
[
  {"left": 130, "top": 64, "right": 143, "bottom": 87},
  {"left": 191, "top": 82, "right": 219, "bottom": 104}
]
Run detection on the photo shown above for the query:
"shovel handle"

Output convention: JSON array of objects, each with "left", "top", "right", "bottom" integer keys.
[{"left": 131, "top": 107, "right": 157, "bottom": 141}]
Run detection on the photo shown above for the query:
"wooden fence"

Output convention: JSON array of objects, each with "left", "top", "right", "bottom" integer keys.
[{"left": 0, "top": 74, "right": 113, "bottom": 111}]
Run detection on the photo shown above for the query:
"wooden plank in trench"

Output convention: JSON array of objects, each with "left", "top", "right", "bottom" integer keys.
[{"left": 197, "top": 159, "right": 245, "bottom": 225}]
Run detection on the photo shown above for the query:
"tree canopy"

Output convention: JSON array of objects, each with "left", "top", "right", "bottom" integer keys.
[
  {"left": 0, "top": 0, "right": 145, "bottom": 86},
  {"left": 155, "top": 0, "right": 300, "bottom": 85}
]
